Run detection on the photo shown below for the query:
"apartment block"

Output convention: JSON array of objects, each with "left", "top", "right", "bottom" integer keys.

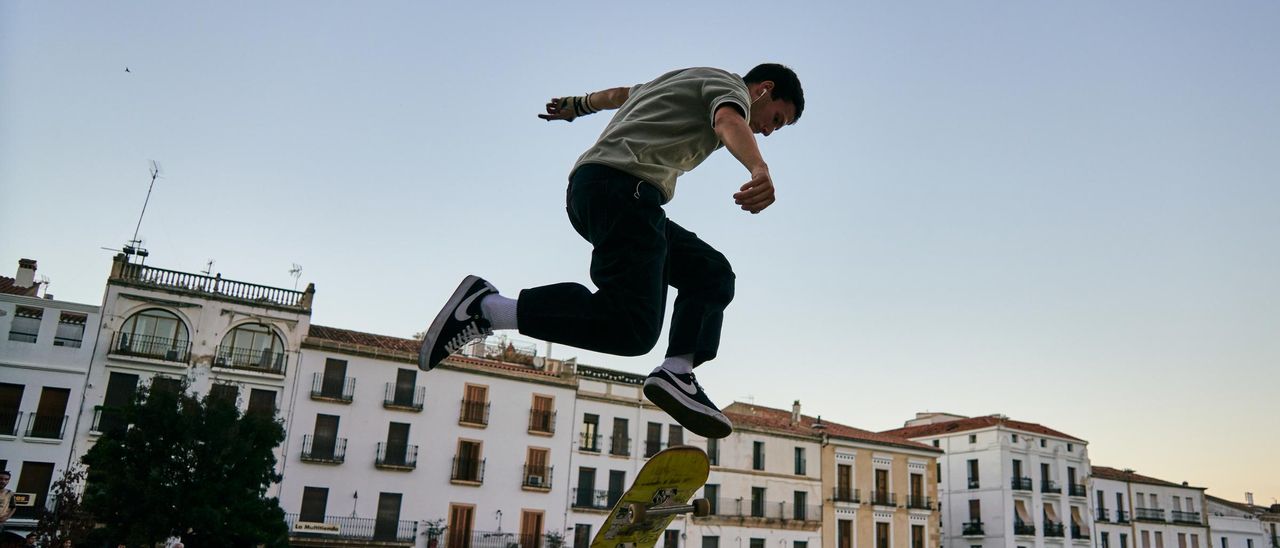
[
  {"left": 1091, "top": 467, "right": 1209, "bottom": 548},
  {"left": 1205, "top": 495, "right": 1267, "bottom": 548}
]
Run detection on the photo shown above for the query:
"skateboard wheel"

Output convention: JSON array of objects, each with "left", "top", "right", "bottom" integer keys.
[
  {"left": 626, "top": 502, "right": 647, "bottom": 524},
  {"left": 692, "top": 498, "right": 711, "bottom": 517}
]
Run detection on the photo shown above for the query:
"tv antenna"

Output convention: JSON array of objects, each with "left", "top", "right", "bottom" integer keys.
[
  {"left": 202, "top": 260, "right": 215, "bottom": 276},
  {"left": 120, "top": 160, "right": 162, "bottom": 264},
  {"left": 288, "top": 263, "right": 303, "bottom": 290}
]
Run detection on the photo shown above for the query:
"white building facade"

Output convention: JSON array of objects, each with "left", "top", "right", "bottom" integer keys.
[
  {"left": 1090, "top": 467, "right": 1210, "bottom": 548},
  {"left": 1205, "top": 495, "right": 1266, "bottom": 548}
]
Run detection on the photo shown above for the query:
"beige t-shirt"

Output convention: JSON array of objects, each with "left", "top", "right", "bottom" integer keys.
[{"left": 572, "top": 67, "right": 751, "bottom": 203}]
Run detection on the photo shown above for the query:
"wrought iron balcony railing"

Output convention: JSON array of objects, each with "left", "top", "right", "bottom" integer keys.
[
  {"left": 214, "top": 344, "right": 286, "bottom": 374},
  {"left": 284, "top": 512, "right": 416, "bottom": 543},
  {"left": 968, "top": 478, "right": 980, "bottom": 489},
  {"left": 701, "top": 498, "right": 823, "bottom": 521},
  {"left": 579, "top": 433, "right": 601, "bottom": 453},
  {"left": 451, "top": 457, "right": 485, "bottom": 483},
  {"left": 383, "top": 383, "right": 424, "bottom": 411},
  {"left": 112, "top": 332, "right": 191, "bottom": 363},
  {"left": 90, "top": 406, "right": 128, "bottom": 435},
  {"left": 25, "top": 414, "right": 67, "bottom": 439},
  {"left": 1072, "top": 525, "right": 1090, "bottom": 539},
  {"left": 1096, "top": 508, "right": 1111, "bottom": 522},
  {"left": 1012, "top": 477, "right": 1034, "bottom": 491},
  {"left": 1044, "top": 522, "right": 1065, "bottom": 537},
  {"left": 1115, "top": 509, "right": 1130, "bottom": 523},
  {"left": 870, "top": 491, "right": 897, "bottom": 507},
  {"left": 459, "top": 399, "right": 490, "bottom": 426},
  {"left": 571, "top": 488, "right": 614, "bottom": 510},
  {"left": 1171, "top": 510, "right": 1201, "bottom": 524},
  {"left": 1135, "top": 507, "right": 1166, "bottom": 522},
  {"left": 301, "top": 435, "right": 347, "bottom": 464},
  {"left": 528, "top": 409, "right": 555, "bottom": 434},
  {"left": 1069, "top": 483, "right": 1087, "bottom": 497},
  {"left": 1015, "top": 521, "right": 1036, "bottom": 536},
  {"left": 832, "top": 487, "right": 860, "bottom": 504},
  {"left": 375, "top": 442, "right": 418, "bottom": 470},
  {"left": 1041, "top": 479, "right": 1062, "bottom": 494},
  {"left": 310, "top": 373, "right": 355, "bottom": 402},
  {"left": 522, "top": 465, "right": 553, "bottom": 490},
  {"left": 645, "top": 439, "right": 665, "bottom": 458},
  {"left": 962, "top": 522, "right": 985, "bottom": 536},
  {"left": 0, "top": 410, "right": 21, "bottom": 436},
  {"left": 907, "top": 495, "right": 933, "bottom": 510},
  {"left": 610, "top": 435, "right": 631, "bottom": 456}
]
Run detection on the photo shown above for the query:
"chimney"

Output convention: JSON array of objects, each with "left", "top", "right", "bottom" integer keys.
[
  {"left": 15, "top": 259, "right": 36, "bottom": 288},
  {"left": 1246, "top": 492, "right": 1254, "bottom": 506},
  {"left": 791, "top": 400, "right": 801, "bottom": 426}
]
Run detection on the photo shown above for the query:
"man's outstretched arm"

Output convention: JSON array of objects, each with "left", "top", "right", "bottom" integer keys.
[
  {"left": 538, "top": 87, "right": 630, "bottom": 122},
  {"left": 713, "top": 105, "right": 774, "bottom": 214}
]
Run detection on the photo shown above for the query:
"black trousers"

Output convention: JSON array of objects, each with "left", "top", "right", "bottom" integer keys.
[{"left": 517, "top": 164, "right": 735, "bottom": 367}]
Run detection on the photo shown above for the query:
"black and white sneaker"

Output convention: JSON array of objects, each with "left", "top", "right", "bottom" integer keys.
[
  {"left": 418, "top": 275, "right": 498, "bottom": 371},
  {"left": 643, "top": 367, "right": 733, "bottom": 439}
]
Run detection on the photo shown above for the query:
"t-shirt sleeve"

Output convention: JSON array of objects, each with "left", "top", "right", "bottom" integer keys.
[{"left": 702, "top": 72, "right": 751, "bottom": 126}]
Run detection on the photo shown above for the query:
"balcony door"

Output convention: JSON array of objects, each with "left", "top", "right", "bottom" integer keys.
[
  {"left": 321, "top": 358, "right": 347, "bottom": 396},
  {"left": 33, "top": 387, "right": 70, "bottom": 438},
  {"left": 394, "top": 369, "right": 417, "bottom": 404},
  {"left": 313, "top": 414, "right": 339, "bottom": 459},
  {"left": 374, "top": 493, "right": 402, "bottom": 541},
  {"left": 448, "top": 504, "right": 475, "bottom": 548},
  {"left": 385, "top": 422, "right": 410, "bottom": 465},
  {"left": 299, "top": 486, "right": 328, "bottom": 523},
  {"left": 576, "top": 468, "right": 596, "bottom": 506}
]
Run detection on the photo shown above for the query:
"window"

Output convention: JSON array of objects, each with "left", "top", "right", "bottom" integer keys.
[
  {"left": 1179, "top": 534, "right": 1187, "bottom": 548},
  {"left": 54, "top": 312, "right": 87, "bottom": 347},
  {"left": 247, "top": 389, "right": 276, "bottom": 417},
  {"left": 701, "top": 537, "right": 719, "bottom": 548},
  {"left": 795, "top": 447, "right": 806, "bottom": 475},
  {"left": 448, "top": 504, "right": 475, "bottom": 548},
  {"left": 209, "top": 384, "right": 238, "bottom": 407},
  {"left": 968, "top": 459, "right": 980, "bottom": 488},
  {"left": 663, "top": 530, "right": 679, "bottom": 547},
  {"left": 575, "top": 468, "right": 597, "bottom": 507},
  {"left": 837, "top": 464, "right": 854, "bottom": 500},
  {"left": 646, "top": 422, "right": 663, "bottom": 457},
  {"left": 875, "top": 468, "right": 890, "bottom": 504},
  {"left": 217, "top": 322, "right": 285, "bottom": 372},
  {"left": 525, "top": 447, "right": 550, "bottom": 488},
  {"left": 877, "top": 522, "right": 891, "bottom": 548},
  {"left": 752, "top": 441, "right": 765, "bottom": 470},
  {"left": 454, "top": 440, "right": 483, "bottom": 483},
  {"left": 911, "top": 473, "right": 925, "bottom": 506},
  {"left": 581, "top": 414, "right": 599, "bottom": 451},
  {"left": 1221, "top": 539, "right": 1228, "bottom": 548},
  {"left": 520, "top": 510, "right": 545, "bottom": 548},
  {"left": 390, "top": 368, "right": 419, "bottom": 408},
  {"left": 1012, "top": 434, "right": 1019, "bottom": 443},
  {"left": 839, "top": 520, "right": 853, "bottom": 548},
  {"left": 530, "top": 394, "right": 555, "bottom": 434},
  {"left": 704, "top": 484, "right": 719, "bottom": 514},
  {"left": 937, "top": 462, "right": 942, "bottom": 482},
  {"left": 1067, "top": 443, "right": 1074, "bottom": 452},
  {"left": 151, "top": 376, "right": 181, "bottom": 396},
  {"left": 96, "top": 372, "right": 138, "bottom": 433},
  {"left": 374, "top": 493, "right": 403, "bottom": 541},
  {"left": 932, "top": 439, "right": 940, "bottom": 447},
  {"left": 750, "top": 540, "right": 765, "bottom": 548},
  {"left": 299, "top": 486, "right": 328, "bottom": 522},
  {"left": 30, "top": 386, "right": 70, "bottom": 439},
  {"left": 318, "top": 358, "right": 351, "bottom": 400},
  {"left": 796, "top": 542, "right": 809, "bottom": 548},
  {"left": 1103, "top": 533, "right": 1111, "bottom": 548},
  {"left": 1143, "top": 531, "right": 1152, "bottom": 548},
  {"left": 0, "top": 383, "right": 24, "bottom": 436},
  {"left": 969, "top": 434, "right": 977, "bottom": 443},
  {"left": 668, "top": 424, "right": 684, "bottom": 447},
  {"left": 118, "top": 309, "right": 190, "bottom": 361},
  {"left": 1156, "top": 532, "right": 1165, "bottom": 548},
  {"left": 706, "top": 438, "right": 719, "bottom": 465},
  {"left": 608, "top": 470, "right": 626, "bottom": 507},
  {"left": 912, "top": 524, "right": 926, "bottom": 548},
  {"left": 381, "top": 422, "right": 411, "bottom": 466},
  {"left": 969, "top": 499, "right": 982, "bottom": 524},
  {"left": 460, "top": 384, "right": 488, "bottom": 426},
  {"left": 751, "top": 487, "right": 766, "bottom": 517},
  {"left": 8, "top": 306, "right": 42, "bottom": 342},
  {"left": 1040, "top": 439, "right": 1047, "bottom": 448},
  {"left": 1121, "top": 534, "right": 1129, "bottom": 548},
  {"left": 610, "top": 417, "right": 630, "bottom": 456},
  {"left": 306, "top": 414, "right": 342, "bottom": 462},
  {"left": 13, "top": 462, "right": 54, "bottom": 520},
  {"left": 794, "top": 491, "right": 808, "bottom": 520},
  {"left": 574, "top": 525, "right": 592, "bottom": 548}
]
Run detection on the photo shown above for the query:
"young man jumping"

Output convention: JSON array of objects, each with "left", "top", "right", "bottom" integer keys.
[{"left": 419, "top": 64, "right": 804, "bottom": 439}]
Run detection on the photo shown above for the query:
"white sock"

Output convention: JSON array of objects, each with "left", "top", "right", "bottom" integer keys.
[
  {"left": 659, "top": 354, "right": 695, "bottom": 375},
  {"left": 480, "top": 294, "right": 518, "bottom": 331}
]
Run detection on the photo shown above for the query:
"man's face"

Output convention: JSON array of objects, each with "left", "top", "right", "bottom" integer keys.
[
  {"left": 750, "top": 91, "right": 797, "bottom": 137},
  {"left": 0, "top": 474, "right": 9, "bottom": 489}
]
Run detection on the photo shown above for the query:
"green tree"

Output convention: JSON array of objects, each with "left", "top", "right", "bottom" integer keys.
[
  {"left": 81, "top": 381, "right": 288, "bottom": 547},
  {"left": 29, "top": 465, "right": 95, "bottom": 546}
]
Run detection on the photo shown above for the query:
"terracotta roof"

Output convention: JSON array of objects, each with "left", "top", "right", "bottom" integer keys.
[
  {"left": 1205, "top": 494, "right": 1265, "bottom": 515},
  {"left": 305, "top": 324, "right": 561, "bottom": 378},
  {"left": 0, "top": 276, "right": 39, "bottom": 297},
  {"left": 880, "top": 415, "right": 1085, "bottom": 443},
  {"left": 1091, "top": 466, "right": 1205, "bottom": 490},
  {"left": 724, "top": 402, "right": 941, "bottom": 453}
]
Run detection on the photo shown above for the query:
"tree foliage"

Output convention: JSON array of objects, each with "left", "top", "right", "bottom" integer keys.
[
  {"left": 81, "top": 381, "right": 288, "bottom": 547},
  {"left": 29, "top": 465, "right": 95, "bottom": 547}
]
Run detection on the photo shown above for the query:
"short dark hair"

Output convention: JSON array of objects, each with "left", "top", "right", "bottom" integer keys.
[
  {"left": 0, "top": 470, "right": 9, "bottom": 478},
  {"left": 744, "top": 63, "right": 804, "bottom": 122}
]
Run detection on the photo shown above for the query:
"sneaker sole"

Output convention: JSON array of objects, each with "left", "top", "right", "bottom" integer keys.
[
  {"left": 418, "top": 275, "right": 484, "bottom": 371},
  {"left": 643, "top": 377, "right": 733, "bottom": 439}
]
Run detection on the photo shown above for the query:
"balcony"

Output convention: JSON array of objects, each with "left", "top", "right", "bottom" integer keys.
[
  {"left": 1045, "top": 522, "right": 1065, "bottom": 538},
  {"left": 1115, "top": 509, "right": 1130, "bottom": 523},
  {"left": 703, "top": 498, "right": 823, "bottom": 522},
  {"left": 1171, "top": 510, "right": 1201, "bottom": 524},
  {"left": 963, "top": 522, "right": 985, "bottom": 536},
  {"left": 458, "top": 399, "right": 489, "bottom": 426},
  {"left": 375, "top": 442, "right": 417, "bottom": 470},
  {"left": 24, "top": 414, "right": 67, "bottom": 440},
  {"left": 1096, "top": 508, "right": 1111, "bottom": 522},
  {"left": 1015, "top": 521, "right": 1036, "bottom": 536},
  {"left": 528, "top": 409, "right": 556, "bottom": 435},
  {"left": 214, "top": 344, "right": 286, "bottom": 375},
  {"left": 522, "top": 465, "right": 553, "bottom": 491},
  {"left": 0, "top": 410, "right": 21, "bottom": 436},
  {"left": 644, "top": 439, "right": 665, "bottom": 458},
  {"left": 310, "top": 373, "right": 354, "bottom": 403},
  {"left": 450, "top": 457, "right": 485, "bottom": 484},
  {"left": 832, "top": 487, "right": 860, "bottom": 504},
  {"left": 870, "top": 491, "right": 897, "bottom": 507},
  {"left": 300, "top": 435, "right": 347, "bottom": 464},
  {"left": 1041, "top": 479, "right": 1062, "bottom": 494},
  {"left": 1012, "top": 476, "right": 1034, "bottom": 491},
  {"left": 572, "top": 488, "right": 614, "bottom": 510},
  {"left": 115, "top": 261, "right": 312, "bottom": 310},
  {"left": 111, "top": 332, "right": 191, "bottom": 363},
  {"left": 90, "top": 406, "right": 126, "bottom": 435},
  {"left": 968, "top": 478, "right": 981, "bottom": 489},
  {"left": 579, "top": 433, "right": 601, "bottom": 453},
  {"left": 1072, "top": 525, "right": 1090, "bottom": 540},
  {"left": 1135, "top": 507, "right": 1166, "bottom": 522},
  {"left": 1069, "top": 483, "right": 1087, "bottom": 497},
  {"left": 907, "top": 495, "right": 933, "bottom": 510},
  {"left": 382, "top": 383, "right": 424, "bottom": 411},
  {"left": 609, "top": 435, "right": 631, "bottom": 457},
  {"left": 285, "top": 513, "right": 416, "bottom": 545},
  {"left": 435, "top": 530, "right": 566, "bottom": 548}
]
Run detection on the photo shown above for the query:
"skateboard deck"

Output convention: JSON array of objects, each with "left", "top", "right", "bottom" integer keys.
[{"left": 592, "top": 445, "right": 711, "bottom": 548}]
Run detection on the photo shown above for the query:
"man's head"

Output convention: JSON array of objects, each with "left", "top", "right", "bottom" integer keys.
[
  {"left": 744, "top": 63, "right": 804, "bottom": 136},
  {"left": 0, "top": 470, "right": 9, "bottom": 488}
]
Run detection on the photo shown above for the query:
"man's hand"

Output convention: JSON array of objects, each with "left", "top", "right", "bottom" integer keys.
[
  {"left": 733, "top": 166, "right": 775, "bottom": 214},
  {"left": 538, "top": 97, "right": 579, "bottom": 122}
]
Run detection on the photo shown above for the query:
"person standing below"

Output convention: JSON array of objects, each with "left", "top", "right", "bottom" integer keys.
[
  {"left": 419, "top": 64, "right": 804, "bottom": 439},
  {"left": 0, "top": 471, "right": 15, "bottom": 528}
]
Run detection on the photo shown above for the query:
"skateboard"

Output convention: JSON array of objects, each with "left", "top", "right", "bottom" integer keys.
[{"left": 591, "top": 445, "right": 712, "bottom": 548}]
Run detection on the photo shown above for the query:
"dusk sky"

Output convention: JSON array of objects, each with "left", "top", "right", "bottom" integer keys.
[{"left": 2, "top": 2, "right": 1277, "bottom": 503}]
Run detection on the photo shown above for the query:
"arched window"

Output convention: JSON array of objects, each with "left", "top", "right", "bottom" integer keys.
[
  {"left": 116, "top": 309, "right": 190, "bottom": 362},
  {"left": 216, "top": 323, "right": 287, "bottom": 373}
]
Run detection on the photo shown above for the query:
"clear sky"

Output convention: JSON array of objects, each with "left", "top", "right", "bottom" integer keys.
[{"left": 3, "top": 2, "right": 1277, "bottom": 504}]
